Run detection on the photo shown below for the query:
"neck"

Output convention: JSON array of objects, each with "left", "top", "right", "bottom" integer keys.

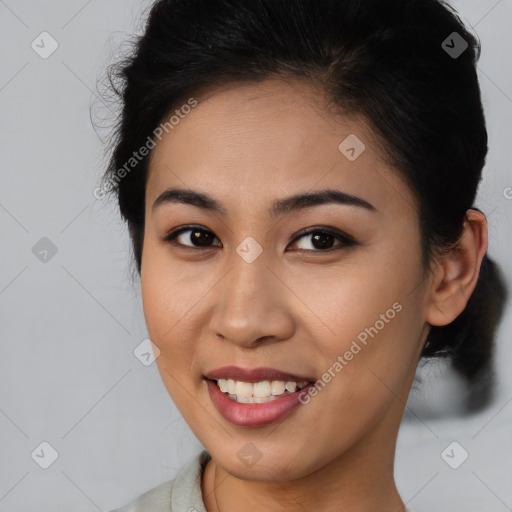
[{"left": 202, "top": 402, "right": 408, "bottom": 512}]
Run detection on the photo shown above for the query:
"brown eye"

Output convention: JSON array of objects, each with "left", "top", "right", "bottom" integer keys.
[
  {"left": 288, "top": 228, "right": 356, "bottom": 253},
  {"left": 163, "top": 225, "right": 356, "bottom": 253},
  {"left": 163, "top": 226, "right": 221, "bottom": 248}
]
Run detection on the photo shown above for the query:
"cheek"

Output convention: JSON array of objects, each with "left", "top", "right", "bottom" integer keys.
[
  {"left": 296, "top": 247, "right": 424, "bottom": 395},
  {"left": 290, "top": 255, "right": 418, "bottom": 349},
  {"left": 140, "top": 255, "right": 202, "bottom": 410},
  {"left": 140, "top": 242, "right": 214, "bottom": 385},
  {"left": 141, "top": 244, "right": 188, "bottom": 368},
  {"left": 141, "top": 242, "right": 196, "bottom": 341},
  {"left": 303, "top": 302, "right": 422, "bottom": 449},
  {"left": 140, "top": 266, "right": 171, "bottom": 343},
  {"left": 316, "top": 288, "right": 424, "bottom": 419}
]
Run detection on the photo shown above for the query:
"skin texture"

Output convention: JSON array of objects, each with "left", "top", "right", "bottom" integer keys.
[{"left": 140, "top": 79, "right": 487, "bottom": 512}]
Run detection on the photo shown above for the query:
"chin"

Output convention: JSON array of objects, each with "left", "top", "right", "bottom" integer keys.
[{"left": 208, "top": 441, "right": 323, "bottom": 483}]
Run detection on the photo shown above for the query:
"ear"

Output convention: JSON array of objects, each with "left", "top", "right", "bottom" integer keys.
[{"left": 426, "top": 209, "right": 488, "bottom": 327}]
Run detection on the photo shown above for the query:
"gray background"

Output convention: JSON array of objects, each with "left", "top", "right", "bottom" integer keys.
[{"left": 0, "top": 0, "right": 511, "bottom": 510}]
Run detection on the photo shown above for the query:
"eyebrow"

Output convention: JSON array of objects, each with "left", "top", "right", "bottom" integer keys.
[{"left": 152, "top": 187, "right": 376, "bottom": 218}]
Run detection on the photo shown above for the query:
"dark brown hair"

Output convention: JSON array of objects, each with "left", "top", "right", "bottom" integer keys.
[{"left": 100, "top": 0, "right": 507, "bottom": 396}]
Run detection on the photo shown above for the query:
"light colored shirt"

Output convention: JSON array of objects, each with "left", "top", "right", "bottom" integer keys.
[{"left": 109, "top": 450, "right": 417, "bottom": 512}]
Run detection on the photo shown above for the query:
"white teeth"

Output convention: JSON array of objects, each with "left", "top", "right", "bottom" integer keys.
[
  {"left": 226, "top": 379, "right": 236, "bottom": 394},
  {"left": 215, "top": 378, "right": 310, "bottom": 400},
  {"left": 285, "top": 381, "right": 297, "bottom": 393},
  {"left": 253, "top": 381, "right": 271, "bottom": 398},
  {"left": 216, "top": 379, "right": 236, "bottom": 393},
  {"left": 232, "top": 394, "right": 280, "bottom": 404},
  {"left": 234, "top": 381, "right": 253, "bottom": 397},
  {"left": 271, "top": 380, "right": 286, "bottom": 395}
]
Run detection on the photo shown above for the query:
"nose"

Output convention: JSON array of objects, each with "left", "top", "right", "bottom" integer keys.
[{"left": 208, "top": 252, "right": 295, "bottom": 348}]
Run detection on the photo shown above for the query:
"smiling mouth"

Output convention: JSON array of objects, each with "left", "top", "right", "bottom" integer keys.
[{"left": 206, "top": 378, "right": 312, "bottom": 404}]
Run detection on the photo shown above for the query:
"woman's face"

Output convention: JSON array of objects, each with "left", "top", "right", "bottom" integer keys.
[{"left": 141, "top": 79, "right": 432, "bottom": 482}]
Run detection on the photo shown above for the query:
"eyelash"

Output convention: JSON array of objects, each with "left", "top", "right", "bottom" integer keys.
[{"left": 162, "top": 225, "right": 357, "bottom": 253}]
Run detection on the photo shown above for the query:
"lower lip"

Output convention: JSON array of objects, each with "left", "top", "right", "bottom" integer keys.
[{"left": 205, "top": 379, "right": 314, "bottom": 427}]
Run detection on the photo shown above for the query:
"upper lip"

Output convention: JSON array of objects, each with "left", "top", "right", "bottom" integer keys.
[{"left": 204, "top": 366, "right": 315, "bottom": 383}]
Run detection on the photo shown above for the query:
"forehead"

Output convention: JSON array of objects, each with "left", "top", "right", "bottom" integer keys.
[{"left": 146, "top": 79, "right": 416, "bottom": 219}]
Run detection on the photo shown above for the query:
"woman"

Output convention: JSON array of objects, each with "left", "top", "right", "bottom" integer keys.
[{"left": 102, "top": 0, "right": 507, "bottom": 510}]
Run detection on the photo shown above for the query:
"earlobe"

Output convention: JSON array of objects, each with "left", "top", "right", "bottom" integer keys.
[{"left": 426, "top": 209, "right": 488, "bottom": 327}]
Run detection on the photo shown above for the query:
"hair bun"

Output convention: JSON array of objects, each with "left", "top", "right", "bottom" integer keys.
[{"left": 422, "top": 252, "right": 508, "bottom": 386}]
